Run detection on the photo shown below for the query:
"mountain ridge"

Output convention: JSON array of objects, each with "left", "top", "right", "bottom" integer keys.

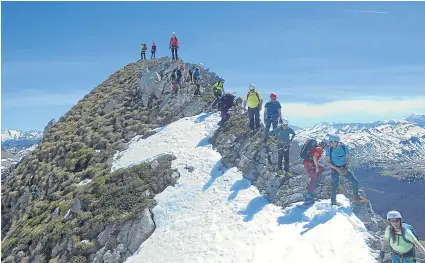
[{"left": 1, "top": 58, "right": 423, "bottom": 263}]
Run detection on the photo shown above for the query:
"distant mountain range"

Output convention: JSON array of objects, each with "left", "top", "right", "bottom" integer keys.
[
  {"left": 294, "top": 114, "right": 425, "bottom": 179},
  {"left": 1, "top": 114, "right": 424, "bottom": 176}
]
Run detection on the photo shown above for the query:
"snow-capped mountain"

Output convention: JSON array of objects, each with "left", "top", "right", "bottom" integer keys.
[
  {"left": 406, "top": 113, "right": 425, "bottom": 127},
  {"left": 1, "top": 129, "right": 43, "bottom": 154},
  {"left": 1, "top": 129, "right": 43, "bottom": 142},
  {"left": 295, "top": 119, "right": 425, "bottom": 169},
  {"left": 1, "top": 129, "right": 42, "bottom": 173}
]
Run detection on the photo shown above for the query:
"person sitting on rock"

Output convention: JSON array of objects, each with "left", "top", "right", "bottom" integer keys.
[
  {"left": 171, "top": 67, "right": 183, "bottom": 95},
  {"left": 325, "top": 134, "right": 367, "bottom": 205},
  {"left": 217, "top": 92, "right": 236, "bottom": 127},
  {"left": 263, "top": 93, "right": 282, "bottom": 143},
  {"left": 380, "top": 210, "right": 425, "bottom": 263},
  {"left": 302, "top": 139, "right": 328, "bottom": 204},
  {"left": 269, "top": 117, "right": 296, "bottom": 177}
]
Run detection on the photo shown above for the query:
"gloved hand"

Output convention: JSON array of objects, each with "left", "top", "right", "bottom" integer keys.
[{"left": 379, "top": 251, "right": 385, "bottom": 261}]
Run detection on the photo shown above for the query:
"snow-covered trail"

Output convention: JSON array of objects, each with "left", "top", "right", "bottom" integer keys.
[{"left": 112, "top": 113, "right": 377, "bottom": 263}]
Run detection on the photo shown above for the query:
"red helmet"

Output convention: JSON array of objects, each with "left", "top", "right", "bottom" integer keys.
[{"left": 270, "top": 93, "right": 277, "bottom": 100}]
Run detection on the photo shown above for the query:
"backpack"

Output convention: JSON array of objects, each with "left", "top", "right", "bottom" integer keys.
[
  {"left": 329, "top": 143, "right": 347, "bottom": 164},
  {"left": 400, "top": 223, "right": 419, "bottom": 245},
  {"left": 300, "top": 139, "right": 318, "bottom": 161},
  {"left": 194, "top": 68, "right": 200, "bottom": 77},
  {"left": 246, "top": 91, "right": 260, "bottom": 101}
]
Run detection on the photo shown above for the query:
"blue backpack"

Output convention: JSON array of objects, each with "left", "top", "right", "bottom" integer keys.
[
  {"left": 194, "top": 68, "right": 200, "bottom": 78},
  {"left": 400, "top": 223, "right": 419, "bottom": 245}
]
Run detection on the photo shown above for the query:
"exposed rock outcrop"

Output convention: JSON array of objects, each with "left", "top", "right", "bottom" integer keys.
[
  {"left": 1, "top": 58, "right": 222, "bottom": 263},
  {"left": 210, "top": 111, "right": 425, "bottom": 263}
]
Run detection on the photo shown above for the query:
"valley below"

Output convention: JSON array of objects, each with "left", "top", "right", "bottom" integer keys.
[{"left": 354, "top": 167, "right": 425, "bottom": 237}]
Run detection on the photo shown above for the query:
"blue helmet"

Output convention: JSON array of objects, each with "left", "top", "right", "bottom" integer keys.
[{"left": 328, "top": 134, "right": 340, "bottom": 143}]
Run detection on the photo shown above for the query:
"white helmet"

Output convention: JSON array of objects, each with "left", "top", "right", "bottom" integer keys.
[
  {"left": 172, "top": 32, "right": 176, "bottom": 36},
  {"left": 249, "top": 84, "right": 256, "bottom": 90},
  {"left": 281, "top": 117, "right": 288, "bottom": 125},
  {"left": 387, "top": 211, "right": 402, "bottom": 221}
]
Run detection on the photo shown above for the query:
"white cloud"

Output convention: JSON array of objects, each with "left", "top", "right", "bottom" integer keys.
[
  {"left": 281, "top": 97, "right": 425, "bottom": 127},
  {"left": 2, "top": 90, "right": 89, "bottom": 108}
]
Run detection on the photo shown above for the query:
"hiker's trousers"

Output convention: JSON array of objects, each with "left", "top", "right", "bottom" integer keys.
[
  {"left": 304, "top": 163, "right": 325, "bottom": 193},
  {"left": 330, "top": 169, "right": 359, "bottom": 203},
  {"left": 248, "top": 107, "right": 260, "bottom": 130}
]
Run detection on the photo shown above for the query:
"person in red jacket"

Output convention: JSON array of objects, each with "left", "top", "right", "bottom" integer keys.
[
  {"left": 151, "top": 42, "right": 156, "bottom": 59},
  {"left": 303, "top": 139, "right": 328, "bottom": 204},
  {"left": 169, "top": 32, "right": 179, "bottom": 60}
]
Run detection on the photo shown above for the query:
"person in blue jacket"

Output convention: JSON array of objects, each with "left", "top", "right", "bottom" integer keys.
[
  {"left": 263, "top": 93, "right": 282, "bottom": 143},
  {"left": 326, "top": 134, "right": 367, "bottom": 205}
]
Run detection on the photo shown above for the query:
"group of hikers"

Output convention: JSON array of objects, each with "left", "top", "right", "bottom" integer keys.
[
  {"left": 204, "top": 81, "right": 425, "bottom": 263},
  {"left": 170, "top": 62, "right": 204, "bottom": 95},
  {"left": 140, "top": 32, "right": 180, "bottom": 60},
  {"left": 137, "top": 36, "right": 424, "bottom": 262}
]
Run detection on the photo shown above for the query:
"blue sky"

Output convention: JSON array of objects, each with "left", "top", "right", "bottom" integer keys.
[{"left": 2, "top": 1, "right": 425, "bottom": 131}]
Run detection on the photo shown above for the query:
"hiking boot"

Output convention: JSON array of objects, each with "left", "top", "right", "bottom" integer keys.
[
  {"left": 285, "top": 172, "right": 292, "bottom": 177},
  {"left": 331, "top": 201, "right": 342, "bottom": 206},
  {"left": 277, "top": 170, "right": 284, "bottom": 177}
]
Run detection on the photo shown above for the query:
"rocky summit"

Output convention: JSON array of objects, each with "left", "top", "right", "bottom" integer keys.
[
  {"left": 1, "top": 58, "right": 423, "bottom": 263},
  {"left": 1, "top": 58, "right": 221, "bottom": 263}
]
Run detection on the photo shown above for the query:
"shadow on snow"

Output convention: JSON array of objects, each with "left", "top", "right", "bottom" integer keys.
[
  {"left": 237, "top": 196, "right": 270, "bottom": 222},
  {"left": 202, "top": 160, "right": 227, "bottom": 191},
  {"left": 277, "top": 202, "right": 354, "bottom": 235},
  {"left": 196, "top": 136, "right": 212, "bottom": 148},
  {"left": 228, "top": 178, "right": 251, "bottom": 201},
  {"left": 194, "top": 113, "right": 211, "bottom": 123}
]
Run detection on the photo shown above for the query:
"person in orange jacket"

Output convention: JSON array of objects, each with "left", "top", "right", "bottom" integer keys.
[{"left": 169, "top": 32, "right": 179, "bottom": 60}]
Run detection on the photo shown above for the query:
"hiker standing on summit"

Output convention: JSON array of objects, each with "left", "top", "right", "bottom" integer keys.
[
  {"left": 151, "top": 42, "right": 157, "bottom": 59},
  {"left": 169, "top": 32, "right": 179, "bottom": 60},
  {"left": 141, "top": 43, "right": 147, "bottom": 60},
  {"left": 325, "top": 134, "right": 367, "bottom": 205},
  {"left": 380, "top": 211, "right": 425, "bottom": 263}
]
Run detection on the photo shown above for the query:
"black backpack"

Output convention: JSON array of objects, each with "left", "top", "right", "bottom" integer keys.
[
  {"left": 218, "top": 94, "right": 235, "bottom": 110},
  {"left": 300, "top": 139, "right": 318, "bottom": 161}
]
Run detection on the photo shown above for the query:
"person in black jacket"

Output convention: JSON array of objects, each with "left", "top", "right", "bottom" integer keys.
[{"left": 217, "top": 93, "right": 236, "bottom": 126}]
